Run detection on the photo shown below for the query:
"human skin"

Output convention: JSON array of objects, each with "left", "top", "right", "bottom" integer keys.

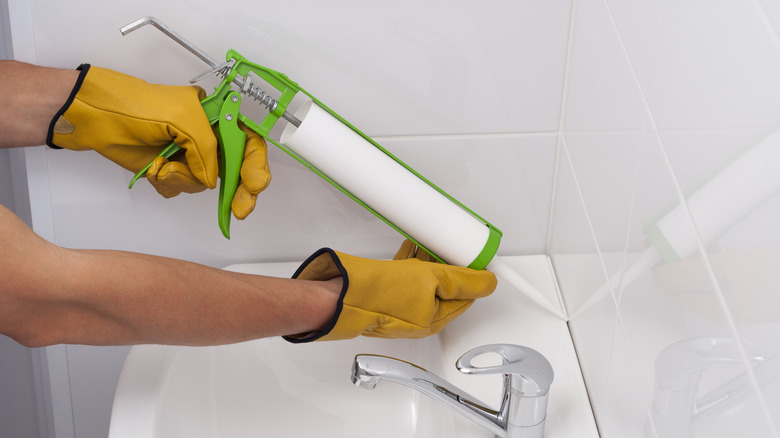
[
  {"left": 0, "top": 60, "right": 340, "bottom": 347},
  {"left": 0, "top": 202, "right": 340, "bottom": 347}
]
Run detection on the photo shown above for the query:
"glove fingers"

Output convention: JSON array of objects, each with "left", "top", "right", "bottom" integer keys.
[
  {"left": 428, "top": 299, "right": 476, "bottom": 335},
  {"left": 392, "top": 239, "right": 495, "bottom": 300},
  {"left": 415, "top": 248, "right": 437, "bottom": 263},
  {"left": 48, "top": 67, "right": 219, "bottom": 187},
  {"left": 282, "top": 248, "right": 497, "bottom": 342},
  {"left": 393, "top": 239, "right": 417, "bottom": 260},
  {"left": 356, "top": 299, "right": 476, "bottom": 339},
  {"left": 96, "top": 144, "right": 170, "bottom": 174},
  {"left": 231, "top": 185, "right": 257, "bottom": 220},
  {"left": 238, "top": 125, "right": 271, "bottom": 194},
  {"left": 228, "top": 124, "right": 271, "bottom": 220},
  {"left": 175, "top": 86, "right": 219, "bottom": 189},
  {"left": 434, "top": 299, "right": 475, "bottom": 322},
  {"left": 428, "top": 262, "right": 497, "bottom": 301},
  {"left": 147, "top": 156, "right": 208, "bottom": 198},
  {"left": 393, "top": 239, "right": 439, "bottom": 262}
]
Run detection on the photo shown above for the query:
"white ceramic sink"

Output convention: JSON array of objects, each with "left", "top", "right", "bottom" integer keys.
[
  {"left": 109, "top": 335, "right": 452, "bottom": 437},
  {"left": 109, "top": 256, "right": 598, "bottom": 438},
  {"left": 108, "top": 262, "right": 457, "bottom": 438}
]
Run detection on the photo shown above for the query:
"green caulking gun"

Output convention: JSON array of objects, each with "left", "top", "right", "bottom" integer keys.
[{"left": 120, "top": 16, "right": 502, "bottom": 271}]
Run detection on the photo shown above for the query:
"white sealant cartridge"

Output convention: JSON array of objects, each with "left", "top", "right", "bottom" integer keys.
[
  {"left": 280, "top": 100, "right": 502, "bottom": 270},
  {"left": 120, "top": 18, "right": 501, "bottom": 270}
]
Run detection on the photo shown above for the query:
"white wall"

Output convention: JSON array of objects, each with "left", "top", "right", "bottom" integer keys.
[
  {"left": 7, "top": 1, "right": 570, "bottom": 437},
  {"left": 5, "top": 0, "right": 780, "bottom": 437},
  {"left": 553, "top": 0, "right": 780, "bottom": 437},
  {"left": 0, "top": 2, "right": 48, "bottom": 438},
  {"left": 10, "top": 1, "right": 574, "bottom": 267}
]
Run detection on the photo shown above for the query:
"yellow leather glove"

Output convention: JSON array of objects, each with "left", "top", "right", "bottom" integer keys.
[
  {"left": 145, "top": 123, "right": 271, "bottom": 219},
  {"left": 47, "top": 64, "right": 271, "bottom": 219},
  {"left": 284, "top": 240, "right": 498, "bottom": 343}
]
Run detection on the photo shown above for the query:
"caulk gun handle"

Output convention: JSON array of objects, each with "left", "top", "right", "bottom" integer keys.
[
  {"left": 127, "top": 92, "right": 247, "bottom": 239},
  {"left": 214, "top": 91, "right": 246, "bottom": 239}
]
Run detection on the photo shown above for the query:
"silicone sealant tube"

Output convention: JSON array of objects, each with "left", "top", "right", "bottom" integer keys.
[
  {"left": 573, "top": 127, "right": 780, "bottom": 318},
  {"left": 280, "top": 100, "right": 493, "bottom": 268},
  {"left": 281, "top": 100, "right": 566, "bottom": 319}
]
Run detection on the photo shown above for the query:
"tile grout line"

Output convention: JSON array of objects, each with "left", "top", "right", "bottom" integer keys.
[
  {"left": 545, "top": 0, "right": 580, "bottom": 256},
  {"left": 755, "top": 0, "right": 780, "bottom": 52},
  {"left": 560, "top": 133, "right": 655, "bottom": 438},
  {"left": 600, "top": 0, "right": 780, "bottom": 436},
  {"left": 563, "top": 310, "right": 603, "bottom": 437},
  {"left": 563, "top": 133, "right": 663, "bottom": 438},
  {"left": 563, "top": 1, "right": 662, "bottom": 435},
  {"left": 559, "top": 137, "right": 619, "bottom": 320},
  {"left": 613, "top": 116, "right": 647, "bottom": 308},
  {"left": 372, "top": 130, "right": 558, "bottom": 142},
  {"left": 599, "top": 2, "right": 665, "bottom": 434},
  {"left": 613, "top": 0, "right": 664, "bottom": 309},
  {"left": 550, "top": 4, "right": 629, "bottom": 436},
  {"left": 374, "top": 126, "right": 758, "bottom": 144},
  {"left": 551, "top": 0, "right": 663, "bottom": 431}
]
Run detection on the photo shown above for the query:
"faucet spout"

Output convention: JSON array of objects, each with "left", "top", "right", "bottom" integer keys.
[
  {"left": 352, "top": 354, "right": 506, "bottom": 436},
  {"left": 652, "top": 337, "right": 780, "bottom": 436},
  {"left": 352, "top": 344, "right": 553, "bottom": 438}
]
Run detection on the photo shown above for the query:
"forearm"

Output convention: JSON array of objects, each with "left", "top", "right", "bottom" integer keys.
[
  {"left": 0, "top": 60, "right": 79, "bottom": 148},
  {"left": 46, "top": 249, "right": 340, "bottom": 346},
  {"left": 0, "top": 205, "right": 339, "bottom": 347},
  {"left": 0, "top": 63, "right": 342, "bottom": 347}
]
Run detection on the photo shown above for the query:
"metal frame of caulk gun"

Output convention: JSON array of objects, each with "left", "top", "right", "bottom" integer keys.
[{"left": 120, "top": 16, "right": 502, "bottom": 270}]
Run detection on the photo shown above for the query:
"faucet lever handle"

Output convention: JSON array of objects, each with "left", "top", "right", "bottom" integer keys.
[{"left": 456, "top": 344, "right": 554, "bottom": 394}]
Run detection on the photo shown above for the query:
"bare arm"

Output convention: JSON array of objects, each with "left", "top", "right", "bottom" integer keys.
[
  {"left": 0, "top": 60, "right": 79, "bottom": 148},
  {"left": 0, "top": 62, "right": 496, "bottom": 347},
  {"left": 0, "top": 204, "right": 339, "bottom": 347},
  {"left": 0, "top": 61, "right": 340, "bottom": 346}
]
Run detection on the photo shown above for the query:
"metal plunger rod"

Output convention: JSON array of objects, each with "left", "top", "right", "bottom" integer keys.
[
  {"left": 121, "top": 17, "right": 220, "bottom": 68},
  {"left": 120, "top": 16, "right": 301, "bottom": 127}
]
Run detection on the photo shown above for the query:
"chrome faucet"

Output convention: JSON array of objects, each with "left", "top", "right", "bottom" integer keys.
[
  {"left": 352, "top": 344, "right": 554, "bottom": 438},
  {"left": 652, "top": 337, "right": 770, "bottom": 437}
]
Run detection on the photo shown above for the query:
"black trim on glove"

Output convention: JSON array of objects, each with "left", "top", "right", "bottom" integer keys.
[
  {"left": 46, "top": 64, "right": 91, "bottom": 149},
  {"left": 283, "top": 248, "right": 348, "bottom": 344}
]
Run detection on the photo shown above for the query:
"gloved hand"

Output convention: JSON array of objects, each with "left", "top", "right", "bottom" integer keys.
[
  {"left": 47, "top": 64, "right": 271, "bottom": 219},
  {"left": 284, "top": 240, "right": 498, "bottom": 343},
  {"left": 145, "top": 123, "right": 271, "bottom": 220}
]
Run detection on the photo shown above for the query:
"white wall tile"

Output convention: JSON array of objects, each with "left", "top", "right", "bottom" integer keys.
[
  {"left": 23, "top": 0, "right": 570, "bottom": 266},
  {"left": 381, "top": 133, "right": 558, "bottom": 256},
  {"left": 550, "top": 1, "right": 780, "bottom": 437},
  {"left": 562, "top": 127, "right": 666, "bottom": 254},
  {"left": 44, "top": 132, "right": 557, "bottom": 266},
  {"left": 15, "top": 0, "right": 780, "bottom": 436},
  {"left": 15, "top": 3, "right": 572, "bottom": 437},
  {"left": 563, "top": 0, "right": 648, "bottom": 132},
  {"left": 641, "top": 1, "right": 780, "bottom": 131},
  {"left": 758, "top": 0, "right": 780, "bottom": 35},
  {"left": 29, "top": 0, "right": 572, "bottom": 136},
  {"left": 602, "top": 0, "right": 662, "bottom": 91},
  {"left": 559, "top": 0, "right": 780, "bottom": 436},
  {"left": 546, "top": 140, "right": 595, "bottom": 256},
  {"left": 596, "top": 325, "right": 653, "bottom": 438},
  {"left": 635, "top": 1, "right": 780, "bottom": 433}
]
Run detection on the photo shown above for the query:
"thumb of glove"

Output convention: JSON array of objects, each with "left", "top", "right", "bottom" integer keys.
[{"left": 146, "top": 155, "right": 208, "bottom": 198}]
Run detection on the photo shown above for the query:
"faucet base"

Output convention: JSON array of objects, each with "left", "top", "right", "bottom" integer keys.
[
  {"left": 506, "top": 421, "right": 545, "bottom": 438},
  {"left": 353, "top": 344, "right": 553, "bottom": 438}
]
